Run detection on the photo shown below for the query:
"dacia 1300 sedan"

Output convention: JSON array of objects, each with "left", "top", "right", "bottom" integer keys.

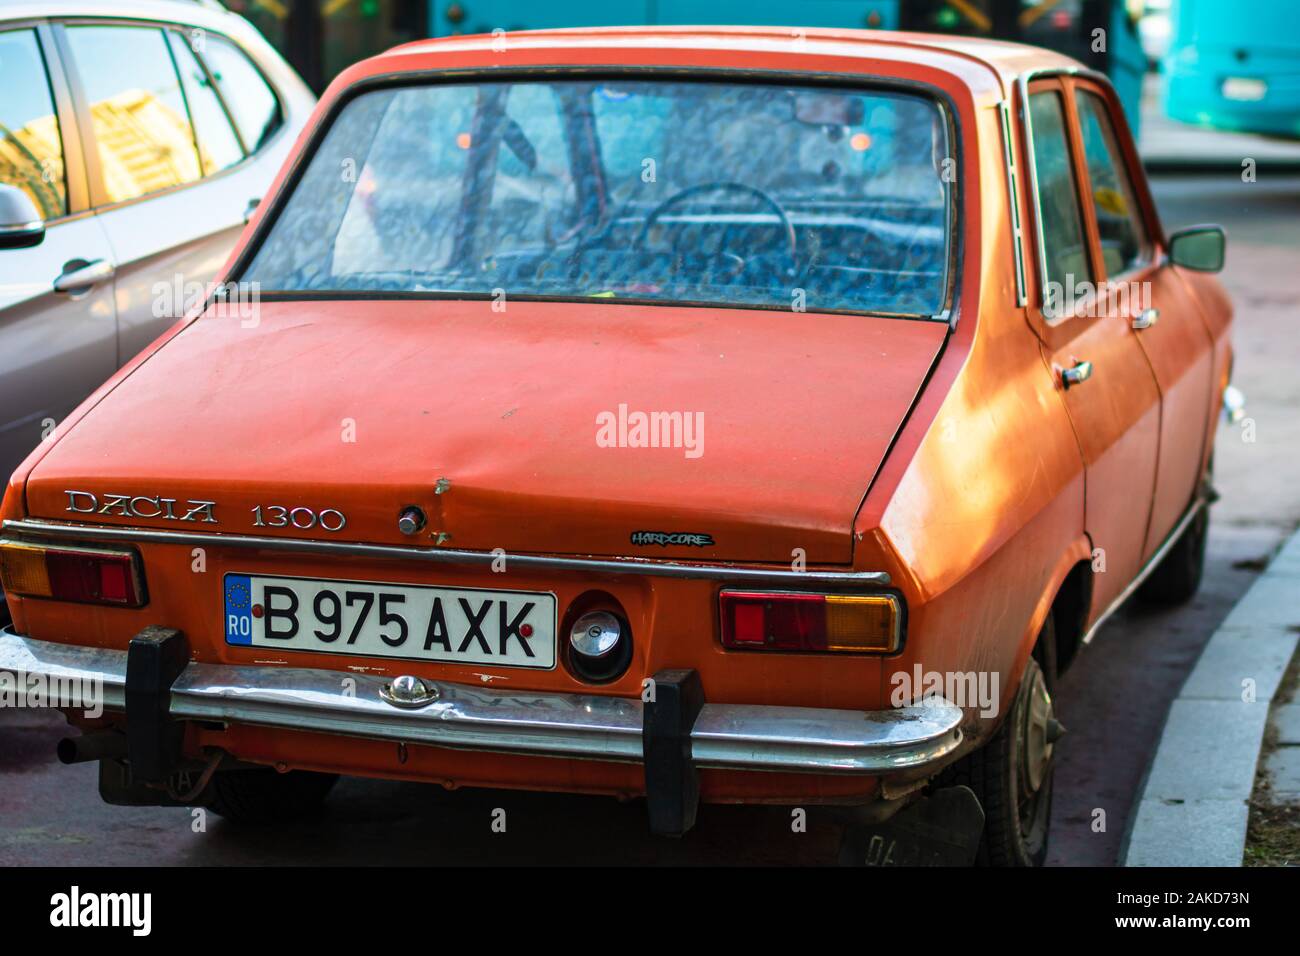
[{"left": 0, "top": 27, "right": 1236, "bottom": 866}]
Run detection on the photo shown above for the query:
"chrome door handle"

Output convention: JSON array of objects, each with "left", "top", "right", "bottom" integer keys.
[
  {"left": 1061, "top": 359, "right": 1093, "bottom": 389},
  {"left": 53, "top": 258, "right": 115, "bottom": 294},
  {"left": 1132, "top": 308, "right": 1159, "bottom": 330}
]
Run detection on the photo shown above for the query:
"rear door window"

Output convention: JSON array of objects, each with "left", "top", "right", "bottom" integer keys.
[
  {"left": 166, "top": 30, "right": 244, "bottom": 175},
  {"left": 198, "top": 34, "right": 281, "bottom": 152},
  {"left": 1028, "top": 89, "right": 1093, "bottom": 316}
]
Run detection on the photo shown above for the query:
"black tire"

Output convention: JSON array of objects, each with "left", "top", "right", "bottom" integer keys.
[
  {"left": 937, "top": 615, "right": 1059, "bottom": 866},
  {"left": 204, "top": 768, "right": 338, "bottom": 824},
  {"left": 1137, "top": 505, "right": 1208, "bottom": 606}
]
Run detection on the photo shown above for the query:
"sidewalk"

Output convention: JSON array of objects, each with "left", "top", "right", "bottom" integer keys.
[{"left": 1123, "top": 530, "right": 1300, "bottom": 866}]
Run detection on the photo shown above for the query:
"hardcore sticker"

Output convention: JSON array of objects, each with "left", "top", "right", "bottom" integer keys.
[{"left": 630, "top": 531, "right": 715, "bottom": 547}]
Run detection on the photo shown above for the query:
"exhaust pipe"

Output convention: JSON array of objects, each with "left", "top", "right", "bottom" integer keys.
[{"left": 57, "top": 731, "right": 127, "bottom": 765}]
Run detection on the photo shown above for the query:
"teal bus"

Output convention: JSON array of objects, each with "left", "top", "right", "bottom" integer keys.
[{"left": 1165, "top": 0, "right": 1300, "bottom": 139}]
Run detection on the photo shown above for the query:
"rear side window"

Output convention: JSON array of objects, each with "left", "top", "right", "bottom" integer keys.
[
  {"left": 200, "top": 35, "right": 281, "bottom": 152},
  {"left": 66, "top": 25, "right": 201, "bottom": 203},
  {"left": 167, "top": 31, "right": 243, "bottom": 175},
  {"left": 1075, "top": 90, "right": 1150, "bottom": 276},
  {"left": 1028, "top": 90, "right": 1092, "bottom": 315},
  {"left": 0, "top": 29, "right": 67, "bottom": 218}
]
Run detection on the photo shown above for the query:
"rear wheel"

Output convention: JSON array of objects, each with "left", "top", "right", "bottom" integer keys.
[
  {"left": 937, "top": 615, "right": 1059, "bottom": 866},
  {"left": 204, "top": 768, "right": 338, "bottom": 824},
  {"left": 1137, "top": 505, "right": 1208, "bottom": 606}
]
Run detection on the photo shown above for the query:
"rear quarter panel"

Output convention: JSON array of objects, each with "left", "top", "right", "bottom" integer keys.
[{"left": 856, "top": 92, "right": 1088, "bottom": 746}]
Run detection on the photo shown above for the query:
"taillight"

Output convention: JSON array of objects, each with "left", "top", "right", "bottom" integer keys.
[
  {"left": 0, "top": 541, "right": 146, "bottom": 607},
  {"left": 719, "top": 590, "right": 902, "bottom": 653}
]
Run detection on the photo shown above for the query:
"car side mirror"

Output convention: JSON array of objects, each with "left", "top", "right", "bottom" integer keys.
[
  {"left": 1168, "top": 225, "right": 1226, "bottom": 273},
  {"left": 0, "top": 184, "right": 45, "bottom": 250}
]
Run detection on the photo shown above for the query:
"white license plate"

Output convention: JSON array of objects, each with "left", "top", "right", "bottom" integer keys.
[
  {"left": 1222, "top": 77, "right": 1267, "bottom": 101},
  {"left": 223, "top": 573, "right": 556, "bottom": 669}
]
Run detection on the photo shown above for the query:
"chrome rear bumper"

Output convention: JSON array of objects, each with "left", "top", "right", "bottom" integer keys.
[{"left": 0, "top": 629, "right": 962, "bottom": 775}]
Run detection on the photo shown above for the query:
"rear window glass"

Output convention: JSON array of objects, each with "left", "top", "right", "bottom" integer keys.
[{"left": 244, "top": 79, "right": 954, "bottom": 317}]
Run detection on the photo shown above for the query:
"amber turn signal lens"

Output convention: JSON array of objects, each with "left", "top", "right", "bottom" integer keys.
[
  {"left": 719, "top": 591, "right": 902, "bottom": 654},
  {"left": 0, "top": 542, "right": 52, "bottom": 597},
  {"left": 823, "top": 595, "right": 900, "bottom": 651},
  {"left": 0, "top": 540, "right": 145, "bottom": 608}
]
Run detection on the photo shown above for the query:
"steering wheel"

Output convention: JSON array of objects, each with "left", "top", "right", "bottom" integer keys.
[{"left": 634, "top": 182, "right": 797, "bottom": 275}]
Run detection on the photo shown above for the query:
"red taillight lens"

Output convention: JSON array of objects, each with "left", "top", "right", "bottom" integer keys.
[
  {"left": 727, "top": 592, "right": 824, "bottom": 649},
  {"left": 0, "top": 541, "right": 145, "bottom": 607},
  {"left": 720, "top": 590, "right": 902, "bottom": 653}
]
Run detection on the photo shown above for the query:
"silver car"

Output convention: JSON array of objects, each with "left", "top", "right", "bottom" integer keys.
[{"left": 0, "top": 0, "right": 314, "bottom": 484}]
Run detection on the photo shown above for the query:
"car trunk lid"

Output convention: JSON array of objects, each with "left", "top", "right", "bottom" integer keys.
[{"left": 23, "top": 299, "right": 945, "bottom": 564}]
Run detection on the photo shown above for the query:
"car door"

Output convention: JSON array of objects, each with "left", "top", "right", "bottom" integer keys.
[
  {"left": 1021, "top": 78, "right": 1162, "bottom": 618},
  {"left": 54, "top": 21, "right": 271, "bottom": 362},
  {"left": 1069, "top": 79, "right": 1215, "bottom": 561},
  {"left": 0, "top": 22, "right": 117, "bottom": 482}
]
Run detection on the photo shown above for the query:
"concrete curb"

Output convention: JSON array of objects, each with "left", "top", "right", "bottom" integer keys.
[{"left": 1123, "top": 529, "right": 1300, "bottom": 866}]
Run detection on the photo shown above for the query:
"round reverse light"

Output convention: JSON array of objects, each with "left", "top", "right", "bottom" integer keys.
[{"left": 570, "top": 611, "right": 622, "bottom": 659}]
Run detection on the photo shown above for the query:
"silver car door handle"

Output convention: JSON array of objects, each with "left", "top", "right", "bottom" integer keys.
[
  {"left": 53, "top": 258, "right": 115, "bottom": 294},
  {"left": 1061, "top": 359, "right": 1094, "bottom": 390},
  {"left": 1132, "top": 308, "right": 1159, "bottom": 330}
]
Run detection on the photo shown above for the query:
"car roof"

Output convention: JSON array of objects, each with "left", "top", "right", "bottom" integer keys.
[
  {"left": 0, "top": 0, "right": 237, "bottom": 29},
  {"left": 373, "top": 25, "right": 1085, "bottom": 96}
]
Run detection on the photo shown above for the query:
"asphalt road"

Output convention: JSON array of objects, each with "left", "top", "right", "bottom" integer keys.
[{"left": 2, "top": 171, "right": 1298, "bottom": 867}]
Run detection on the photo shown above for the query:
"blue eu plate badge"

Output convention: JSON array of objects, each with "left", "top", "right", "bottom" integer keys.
[{"left": 224, "top": 574, "right": 253, "bottom": 645}]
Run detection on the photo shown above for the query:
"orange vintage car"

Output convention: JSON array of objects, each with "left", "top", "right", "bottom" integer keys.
[{"left": 0, "top": 27, "right": 1236, "bottom": 866}]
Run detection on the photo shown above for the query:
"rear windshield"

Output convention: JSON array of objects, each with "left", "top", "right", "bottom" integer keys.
[{"left": 243, "top": 78, "right": 953, "bottom": 317}]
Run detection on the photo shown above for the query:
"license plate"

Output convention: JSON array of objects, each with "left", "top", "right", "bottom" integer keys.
[
  {"left": 223, "top": 573, "right": 556, "bottom": 669},
  {"left": 1221, "top": 77, "right": 1267, "bottom": 101}
]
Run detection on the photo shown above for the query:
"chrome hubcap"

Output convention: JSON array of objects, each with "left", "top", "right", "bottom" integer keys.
[{"left": 1021, "top": 664, "right": 1055, "bottom": 794}]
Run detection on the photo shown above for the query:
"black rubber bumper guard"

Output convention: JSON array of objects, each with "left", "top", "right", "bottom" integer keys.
[
  {"left": 641, "top": 668, "right": 706, "bottom": 837},
  {"left": 124, "top": 626, "right": 188, "bottom": 783},
  {"left": 124, "top": 629, "right": 708, "bottom": 837}
]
